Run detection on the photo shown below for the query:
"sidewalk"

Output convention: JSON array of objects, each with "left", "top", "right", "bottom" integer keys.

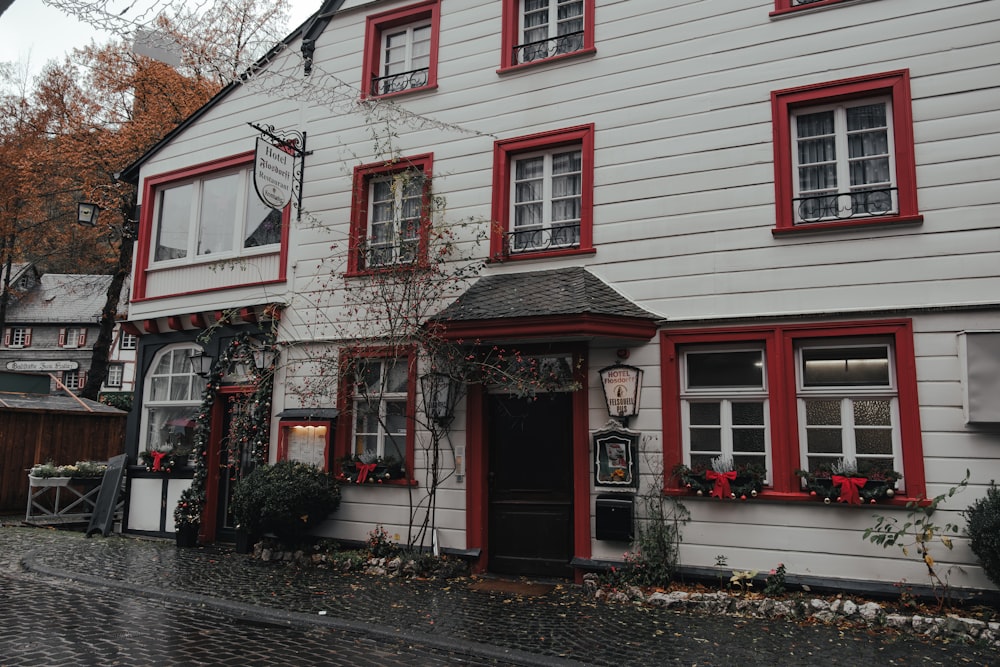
[{"left": 2, "top": 525, "right": 996, "bottom": 666}]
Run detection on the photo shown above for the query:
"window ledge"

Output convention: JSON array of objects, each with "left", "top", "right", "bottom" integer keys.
[
  {"left": 772, "top": 214, "right": 923, "bottom": 237},
  {"left": 488, "top": 247, "right": 596, "bottom": 264},
  {"left": 497, "top": 47, "right": 596, "bottom": 75},
  {"left": 339, "top": 478, "right": 418, "bottom": 488},
  {"left": 663, "top": 487, "right": 924, "bottom": 507},
  {"left": 769, "top": 0, "right": 860, "bottom": 18},
  {"left": 363, "top": 83, "right": 438, "bottom": 102}
]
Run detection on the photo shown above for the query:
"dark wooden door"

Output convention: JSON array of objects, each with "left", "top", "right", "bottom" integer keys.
[
  {"left": 488, "top": 393, "right": 574, "bottom": 578},
  {"left": 214, "top": 393, "right": 250, "bottom": 541}
]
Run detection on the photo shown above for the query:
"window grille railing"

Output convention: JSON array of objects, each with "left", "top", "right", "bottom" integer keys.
[
  {"left": 359, "top": 242, "right": 419, "bottom": 270},
  {"left": 505, "top": 224, "right": 580, "bottom": 255},
  {"left": 512, "top": 30, "right": 585, "bottom": 65},
  {"left": 792, "top": 0, "right": 829, "bottom": 5},
  {"left": 371, "top": 67, "right": 430, "bottom": 96},
  {"left": 793, "top": 188, "right": 897, "bottom": 224}
]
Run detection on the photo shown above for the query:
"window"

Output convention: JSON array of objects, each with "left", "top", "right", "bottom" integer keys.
[
  {"left": 120, "top": 333, "right": 138, "bottom": 350},
  {"left": 661, "top": 320, "right": 926, "bottom": 499},
  {"left": 349, "top": 154, "right": 432, "bottom": 273},
  {"left": 60, "top": 327, "right": 86, "bottom": 348},
  {"left": 772, "top": 0, "right": 857, "bottom": 16},
  {"left": 149, "top": 157, "right": 284, "bottom": 265},
  {"left": 491, "top": 125, "right": 594, "bottom": 260},
  {"left": 362, "top": 0, "right": 440, "bottom": 98},
  {"left": 500, "top": 0, "right": 595, "bottom": 70},
  {"left": 141, "top": 345, "right": 202, "bottom": 458},
  {"left": 62, "top": 369, "right": 84, "bottom": 390},
  {"left": 106, "top": 364, "right": 124, "bottom": 388},
  {"left": 4, "top": 327, "right": 32, "bottom": 348},
  {"left": 337, "top": 349, "right": 416, "bottom": 480},
  {"left": 772, "top": 70, "right": 920, "bottom": 232}
]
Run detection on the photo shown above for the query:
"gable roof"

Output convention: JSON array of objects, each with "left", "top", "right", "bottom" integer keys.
[
  {"left": 118, "top": 0, "right": 348, "bottom": 184},
  {"left": 6, "top": 274, "right": 113, "bottom": 324},
  {"left": 430, "top": 267, "right": 660, "bottom": 343}
]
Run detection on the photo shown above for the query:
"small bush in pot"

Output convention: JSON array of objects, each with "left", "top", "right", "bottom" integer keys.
[
  {"left": 964, "top": 482, "right": 1000, "bottom": 588},
  {"left": 232, "top": 461, "right": 341, "bottom": 545}
]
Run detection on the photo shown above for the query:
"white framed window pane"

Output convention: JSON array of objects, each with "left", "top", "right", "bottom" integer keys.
[
  {"left": 801, "top": 346, "right": 890, "bottom": 387},
  {"left": 154, "top": 184, "right": 193, "bottom": 261},
  {"left": 197, "top": 173, "right": 238, "bottom": 256},
  {"left": 106, "top": 365, "right": 123, "bottom": 387},
  {"left": 686, "top": 350, "right": 764, "bottom": 389}
]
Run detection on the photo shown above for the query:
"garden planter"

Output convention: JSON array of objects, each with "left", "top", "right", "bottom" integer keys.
[
  {"left": 175, "top": 524, "right": 199, "bottom": 548},
  {"left": 28, "top": 476, "right": 72, "bottom": 487}
]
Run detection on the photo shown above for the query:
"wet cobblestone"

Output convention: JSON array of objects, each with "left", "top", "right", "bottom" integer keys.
[{"left": 1, "top": 526, "right": 997, "bottom": 666}]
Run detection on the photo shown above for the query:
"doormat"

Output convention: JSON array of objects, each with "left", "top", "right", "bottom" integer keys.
[{"left": 468, "top": 579, "right": 555, "bottom": 597}]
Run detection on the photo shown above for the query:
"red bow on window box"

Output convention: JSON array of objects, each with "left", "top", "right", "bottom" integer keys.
[
  {"left": 706, "top": 470, "right": 738, "bottom": 499},
  {"left": 832, "top": 475, "right": 868, "bottom": 505},
  {"left": 355, "top": 463, "right": 377, "bottom": 484},
  {"left": 151, "top": 450, "right": 168, "bottom": 472}
]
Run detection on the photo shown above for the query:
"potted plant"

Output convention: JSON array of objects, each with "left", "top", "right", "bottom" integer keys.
[
  {"left": 674, "top": 456, "right": 766, "bottom": 500},
  {"left": 28, "top": 460, "right": 107, "bottom": 487},
  {"left": 232, "top": 460, "right": 341, "bottom": 548},
  {"left": 173, "top": 487, "right": 202, "bottom": 548},
  {"left": 796, "top": 457, "right": 901, "bottom": 505}
]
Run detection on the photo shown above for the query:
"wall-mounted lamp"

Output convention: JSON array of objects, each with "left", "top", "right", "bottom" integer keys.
[
  {"left": 420, "top": 372, "right": 461, "bottom": 425},
  {"left": 599, "top": 363, "right": 644, "bottom": 424},
  {"left": 77, "top": 202, "right": 99, "bottom": 226},
  {"left": 251, "top": 344, "right": 277, "bottom": 371},
  {"left": 188, "top": 347, "right": 214, "bottom": 378}
]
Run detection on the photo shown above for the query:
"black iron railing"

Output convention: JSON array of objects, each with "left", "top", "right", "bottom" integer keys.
[
  {"left": 512, "top": 30, "right": 585, "bottom": 65},
  {"left": 370, "top": 67, "right": 430, "bottom": 96},
  {"left": 505, "top": 224, "right": 580, "bottom": 255},
  {"left": 793, "top": 188, "right": 897, "bottom": 224}
]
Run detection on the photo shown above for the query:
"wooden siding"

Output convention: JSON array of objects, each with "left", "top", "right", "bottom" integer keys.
[{"left": 0, "top": 410, "right": 126, "bottom": 511}]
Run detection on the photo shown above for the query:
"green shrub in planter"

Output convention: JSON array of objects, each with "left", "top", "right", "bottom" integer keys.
[
  {"left": 232, "top": 461, "right": 341, "bottom": 545},
  {"left": 964, "top": 483, "right": 1000, "bottom": 588}
]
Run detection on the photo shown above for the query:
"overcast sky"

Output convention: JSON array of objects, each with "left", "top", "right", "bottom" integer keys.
[{"left": 0, "top": 0, "right": 321, "bottom": 84}]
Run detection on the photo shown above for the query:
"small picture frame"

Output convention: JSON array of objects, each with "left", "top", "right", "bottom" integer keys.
[{"left": 593, "top": 424, "right": 639, "bottom": 488}]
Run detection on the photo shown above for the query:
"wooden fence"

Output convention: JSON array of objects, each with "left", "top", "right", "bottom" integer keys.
[{"left": 0, "top": 409, "right": 126, "bottom": 512}]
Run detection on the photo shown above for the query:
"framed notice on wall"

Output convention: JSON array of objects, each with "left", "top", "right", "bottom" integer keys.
[
  {"left": 278, "top": 421, "right": 330, "bottom": 470},
  {"left": 593, "top": 421, "right": 639, "bottom": 489}
]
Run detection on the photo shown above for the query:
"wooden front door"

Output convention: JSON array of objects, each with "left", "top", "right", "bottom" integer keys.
[{"left": 487, "top": 393, "right": 574, "bottom": 578}]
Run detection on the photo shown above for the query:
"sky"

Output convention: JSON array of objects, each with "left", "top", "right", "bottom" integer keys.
[{"left": 0, "top": 0, "right": 322, "bottom": 84}]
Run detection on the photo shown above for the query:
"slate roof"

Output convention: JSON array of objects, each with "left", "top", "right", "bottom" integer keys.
[
  {"left": 0, "top": 391, "right": 124, "bottom": 414},
  {"left": 431, "top": 267, "right": 659, "bottom": 323},
  {"left": 6, "top": 274, "right": 112, "bottom": 324}
]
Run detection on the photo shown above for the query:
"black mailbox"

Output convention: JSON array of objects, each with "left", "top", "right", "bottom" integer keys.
[{"left": 595, "top": 494, "right": 634, "bottom": 541}]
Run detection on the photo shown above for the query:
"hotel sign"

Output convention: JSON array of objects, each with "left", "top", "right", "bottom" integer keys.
[
  {"left": 6, "top": 360, "right": 78, "bottom": 372},
  {"left": 253, "top": 137, "right": 295, "bottom": 209}
]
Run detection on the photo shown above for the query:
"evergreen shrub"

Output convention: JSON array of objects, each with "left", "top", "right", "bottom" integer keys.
[
  {"left": 232, "top": 461, "right": 341, "bottom": 544},
  {"left": 964, "top": 483, "right": 1000, "bottom": 588}
]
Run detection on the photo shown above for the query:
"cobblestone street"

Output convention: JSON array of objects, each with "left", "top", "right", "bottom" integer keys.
[{"left": 0, "top": 526, "right": 996, "bottom": 666}]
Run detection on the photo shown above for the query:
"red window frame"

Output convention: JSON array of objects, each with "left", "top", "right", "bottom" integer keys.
[
  {"left": 348, "top": 153, "right": 433, "bottom": 275},
  {"left": 771, "top": 70, "right": 921, "bottom": 234},
  {"left": 771, "top": 0, "right": 856, "bottom": 17},
  {"left": 499, "top": 0, "right": 596, "bottom": 72},
  {"left": 334, "top": 346, "right": 417, "bottom": 485},
  {"left": 133, "top": 151, "right": 291, "bottom": 301},
  {"left": 489, "top": 124, "right": 595, "bottom": 261},
  {"left": 660, "top": 319, "right": 926, "bottom": 502},
  {"left": 277, "top": 420, "right": 333, "bottom": 471},
  {"left": 361, "top": 0, "right": 441, "bottom": 100}
]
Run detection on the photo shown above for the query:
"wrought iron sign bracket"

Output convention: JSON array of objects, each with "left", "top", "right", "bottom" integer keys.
[{"left": 248, "top": 122, "right": 313, "bottom": 220}]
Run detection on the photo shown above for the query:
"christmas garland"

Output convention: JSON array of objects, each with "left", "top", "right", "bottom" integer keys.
[
  {"left": 795, "top": 463, "right": 901, "bottom": 505},
  {"left": 674, "top": 462, "right": 767, "bottom": 500},
  {"left": 174, "top": 332, "right": 276, "bottom": 529}
]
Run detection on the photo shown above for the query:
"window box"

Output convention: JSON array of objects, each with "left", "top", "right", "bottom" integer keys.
[
  {"left": 500, "top": 0, "right": 595, "bottom": 71},
  {"left": 674, "top": 460, "right": 767, "bottom": 500},
  {"left": 362, "top": 0, "right": 440, "bottom": 99},
  {"left": 795, "top": 459, "right": 901, "bottom": 505},
  {"left": 490, "top": 125, "right": 594, "bottom": 261},
  {"left": 339, "top": 456, "right": 406, "bottom": 484},
  {"left": 771, "top": 70, "right": 920, "bottom": 233},
  {"left": 771, "top": 0, "right": 856, "bottom": 17}
]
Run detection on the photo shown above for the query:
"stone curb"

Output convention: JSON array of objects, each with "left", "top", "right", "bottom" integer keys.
[{"left": 582, "top": 575, "right": 1000, "bottom": 648}]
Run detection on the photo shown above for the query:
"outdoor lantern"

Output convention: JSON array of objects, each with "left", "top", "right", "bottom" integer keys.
[
  {"left": 251, "top": 344, "right": 277, "bottom": 371},
  {"left": 76, "top": 202, "right": 99, "bottom": 226},
  {"left": 599, "top": 363, "right": 644, "bottom": 422},
  {"left": 420, "top": 372, "right": 460, "bottom": 425},
  {"left": 188, "top": 347, "right": 214, "bottom": 378}
]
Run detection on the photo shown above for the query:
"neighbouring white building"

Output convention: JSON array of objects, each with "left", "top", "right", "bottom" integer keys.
[{"left": 118, "top": 0, "right": 1000, "bottom": 594}]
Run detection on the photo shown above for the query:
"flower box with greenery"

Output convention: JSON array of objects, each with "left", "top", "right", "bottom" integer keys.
[
  {"left": 796, "top": 458, "right": 901, "bottom": 505},
  {"left": 28, "top": 461, "right": 108, "bottom": 486},
  {"left": 138, "top": 450, "right": 182, "bottom": 473},
  {"left": 339, "top": 453, "right": 405, "bottom": 484},
  {"left": 674, "top": 456, "right": 766, "bottom": 500}
]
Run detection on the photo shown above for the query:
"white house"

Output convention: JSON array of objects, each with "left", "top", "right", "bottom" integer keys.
[{"left": 119, "top": 0, "right": 1000, "bottom": 594}]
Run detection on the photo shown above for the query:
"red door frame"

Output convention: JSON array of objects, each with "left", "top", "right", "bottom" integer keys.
[
  {"left": 199, "top": 385, "right": 252, "bottom": 543},
  {"left": 465, "top": 344, "right": 592, "bottom": 580}
]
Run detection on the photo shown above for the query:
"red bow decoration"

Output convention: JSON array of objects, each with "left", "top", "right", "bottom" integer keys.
[
  {"left": 833, "top": 475, "right": 868, "bottom": 504},
  {"left": 151, "top": 451, "right": 167, "bottom": 472},
  {"left": 356, "top": 463, "right": 377, "bottom": 484},
  {"left": 706, "top": 470, "right": 738, "bottom": 499}
]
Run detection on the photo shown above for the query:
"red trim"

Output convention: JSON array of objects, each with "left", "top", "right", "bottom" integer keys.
[
  {"left": 277, "top": 421, "right": 332, "bottom": 471},
  {"left": 660, "top": 319, "right": 926, "bottom": 499},
  {"left": 437, "top": 314, "right": 657, "bottom": 343},
  {"left": 58, "top": 328, "right": 67, "bottom": 347},
  {"left": 334, "top": 346, "right": 418, "bottom": 481},
  {"left": 466, "top": 383, "right": 486, "bottom": 572},
  {"left": 771, "top": 70, "right": 918, "bottom": 231},
  {"left": 166, "top": 316, "right": 183, "bottom": 332},
  {"left": 142, "top": 320, "right": 160, "bottom": 335},
  {"left": 361, "top": 0, "right": 441, "bottom": 100},
  {"left": 347, "top": 153, "right": 434, "bottom": 275},
  {"left": 121, "top": 321, "right": 142, "bottom": 337},
  {"left": 771, "top": 0, "right": 854, "bottom": 17},
  {"left": 134, "top": 151, "right": 290, "bottom": 301},
  {"left": 239, "top": 307, "right": 258, "bottom": 323},
  {"left": 499, "top": 0, "right": 596, "bottom": 71},
  {"left": 190, "top": 313, "right": 207, "bottom": 329},
  {"left": 490, "top": 124, "right": 595, "bottom": 261}
]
